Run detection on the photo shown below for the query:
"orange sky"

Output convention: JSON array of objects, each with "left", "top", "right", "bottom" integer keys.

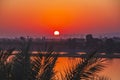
[{"left": 0, "top": 0, "right": 120, "bottom": 37}]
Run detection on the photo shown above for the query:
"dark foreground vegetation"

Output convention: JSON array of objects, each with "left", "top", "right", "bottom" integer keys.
[{"left": 0, "top": 39, "right": 111, "bottom": 80}]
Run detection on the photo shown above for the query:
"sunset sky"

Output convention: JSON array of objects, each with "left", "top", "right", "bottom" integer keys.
[{"left": 0, "top": 0, "right": 120, "bottom": 37}]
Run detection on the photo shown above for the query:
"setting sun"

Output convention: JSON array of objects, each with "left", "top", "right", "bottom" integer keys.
[{"left": 54, "top": 31, "right": 60, "bottom": 36}]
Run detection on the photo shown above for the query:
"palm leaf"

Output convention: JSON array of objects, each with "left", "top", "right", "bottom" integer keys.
[
  {"left": 61, "top": 51, "right": 110, "bottom": 80},
  {"left": 0, "top": 48, "right": 15, "bottom": 80},
  {"left": 92, "top": 75, "right": 111, "bottom": 80},
  {"left": 34, "top": 46, "right": 58, "bottom": 80}
]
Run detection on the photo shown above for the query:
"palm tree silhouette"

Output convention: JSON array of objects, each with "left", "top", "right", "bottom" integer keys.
[{"left": 0, "top": 39, "right": 110, "bottom": 80}]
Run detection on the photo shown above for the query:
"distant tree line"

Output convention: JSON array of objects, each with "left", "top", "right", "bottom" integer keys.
[{"left": 0, "top": 34, "right": 120, "bottom": 53}]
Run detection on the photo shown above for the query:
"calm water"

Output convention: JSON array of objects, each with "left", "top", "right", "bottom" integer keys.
[{"left": 55, "top": 58, "right": 120, "bottom": 80}]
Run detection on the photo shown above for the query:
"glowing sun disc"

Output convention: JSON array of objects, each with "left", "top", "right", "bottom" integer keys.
[{"left": 54, "top": 31, "right": 60, "bottom": 36}]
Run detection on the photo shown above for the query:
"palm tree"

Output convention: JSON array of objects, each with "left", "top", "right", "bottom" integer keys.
[
  {"left": 11, "top": 38, "right": 58, "bottom": 80},
  {"left": 0, "top": 38, "right": 110, "bottom": 80}
]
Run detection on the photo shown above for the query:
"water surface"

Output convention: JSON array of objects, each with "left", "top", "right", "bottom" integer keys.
[{"left": 55, "top": 58, "right": 120, "bottom": 80}]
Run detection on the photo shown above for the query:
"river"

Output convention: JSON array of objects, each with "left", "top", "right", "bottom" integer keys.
[{"left": 55, "top": 58, "right": 120, "bottom": 80}]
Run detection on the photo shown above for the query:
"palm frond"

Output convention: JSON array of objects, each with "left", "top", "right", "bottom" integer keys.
[
  {"left": 92, "top": 75, "right": 111, "bottom": 80},
  {"left": 0, "top": 48, "right": 15, "bottom": 80},
  {"left": 35, "top": 46, "right": 58, "bottom": 80},
  {"left": 61, "top": 51, "right": 110, "bottom": 80}
]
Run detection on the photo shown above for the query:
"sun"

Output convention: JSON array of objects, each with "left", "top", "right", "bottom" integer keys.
[{"left": 54, "top": 31, "right": 60, "bottom": 36}]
